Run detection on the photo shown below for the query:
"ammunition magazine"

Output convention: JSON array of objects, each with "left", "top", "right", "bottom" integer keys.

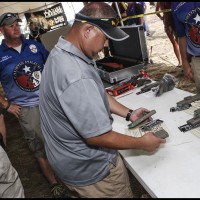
[{"left": 128, "top": 110, "right": 156, "bottom": 129}]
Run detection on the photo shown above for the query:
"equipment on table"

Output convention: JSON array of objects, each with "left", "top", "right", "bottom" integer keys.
[
  {"left": 153, "top": 129, "right": 169, "bottom": 139},
  {"left": 136, "top": 81, "right": 159, "bottom": 95},
  {"left": 178, "top": 108, "right": 200, "bottom": 132},
  {"left": 155, "top": 73, "right": 177, "bottom": 97},
  {"left": 96, "top": 25, "right": 149, "bottom": 84},
  {"left": 128, "top": 110, "right": 156, "bottom": 129},
  {"left": 106, "top": 70, "right": 151, "bottom": 96},
  {"left": 170, "top": 94, "right": 200, "bottom": 112}
]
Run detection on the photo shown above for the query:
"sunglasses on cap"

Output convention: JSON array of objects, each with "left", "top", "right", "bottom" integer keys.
[
  {"left": 75, "top": 13, "right": 120, "bottom": 27},
  {"left": 0, "top": 13, "right": 18, "bottom": 26}
]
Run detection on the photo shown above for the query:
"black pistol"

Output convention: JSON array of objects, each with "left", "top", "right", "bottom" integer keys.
[{"left": 136, "top": 82, "right": 159, "bottom": 95}]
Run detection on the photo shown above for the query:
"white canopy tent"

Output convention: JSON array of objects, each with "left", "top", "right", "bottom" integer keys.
[
  {"left": 0, "top": 2, "right": 84, "bottom": 20},
  {"left": 0, "top": 2, "right": 57, "bottom": 16},
  {"left": 0, "top": 2, "right": 84, "bottom": 40}
]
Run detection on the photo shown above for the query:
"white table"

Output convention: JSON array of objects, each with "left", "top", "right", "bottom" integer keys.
[{"left": 112, "top": 87, "right": 200, "bottom": 198}]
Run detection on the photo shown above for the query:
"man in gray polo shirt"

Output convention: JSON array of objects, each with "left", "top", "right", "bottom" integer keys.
[{"left": 39, "top": 2, "right": 165, "bottom": 198}]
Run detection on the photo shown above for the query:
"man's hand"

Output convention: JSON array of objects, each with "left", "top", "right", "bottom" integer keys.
[
  {"left": 139, "top": 132, "right": 166, "bottom": 152},
  {"left": 7, "top": 104, "right": 21, "bottom": 119},
  {"left": 129, "top": 107, "right": 151, "bottom": 122},
  {"left": 182, "top": 62, "right": 194, "bottom": 81}
]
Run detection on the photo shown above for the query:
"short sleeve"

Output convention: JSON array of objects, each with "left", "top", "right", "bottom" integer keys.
[{"left": 59, "top": 78, "right": 112, "bottom": 138}]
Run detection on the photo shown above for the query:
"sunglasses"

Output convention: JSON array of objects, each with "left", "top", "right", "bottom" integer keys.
[
  {"left": 75, "top": 13, "right": 120, "bottom": 27},
  {"left": 0, "top": 13, "right": 18, "bottom": 26}
]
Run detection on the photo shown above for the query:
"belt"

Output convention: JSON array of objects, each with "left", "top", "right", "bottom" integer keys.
[
  {"left": 188, "top": 53, "right": 200, "bottom": 57},
  {"left": 187, "top": 54, "right": 200, "bottom": 59}
]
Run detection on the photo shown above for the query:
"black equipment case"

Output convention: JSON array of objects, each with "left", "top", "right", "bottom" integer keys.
[{"left": 96, "top": 25, "right": 149, "bottom": 83}]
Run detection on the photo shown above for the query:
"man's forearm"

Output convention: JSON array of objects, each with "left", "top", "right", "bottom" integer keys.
[
  {"left": 178, "top": 36, "right": 189, "bottom": 65},
  {"left": 0, "top": 114, "right": 6, "bottom": 146},
  {"left": 106, "top": 93, "right": 129, "bottom": 118},
  {"left": 85, "top": 130, "right": 143, "bottom": 150}
]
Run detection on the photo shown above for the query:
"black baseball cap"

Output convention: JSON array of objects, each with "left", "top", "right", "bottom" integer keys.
[
  {"left": 75, "top": 13, "right": 129, "bottom": 41},
  {"left": 0, "top": 12, "right": 22, "bottom": 26}
]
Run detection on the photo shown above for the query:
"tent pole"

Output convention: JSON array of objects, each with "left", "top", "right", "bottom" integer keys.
[{"left": 114, "top": 2, "right": 124, "bottom": 26}]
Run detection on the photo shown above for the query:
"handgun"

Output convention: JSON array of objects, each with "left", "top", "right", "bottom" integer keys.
[
  {"left": 178, "top": 117, "right": 200, "bottom": 132},
  {"left": 170, "top": 94, "right": 200, "bottom": 112},
  {"left": 136, "top": 82, "right": 159, "bottom": 95},
  {"left": 128, "top": 110, "right": 156, "bottom": 129}
]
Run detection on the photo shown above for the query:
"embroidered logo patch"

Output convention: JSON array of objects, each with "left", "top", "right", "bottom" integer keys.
[
  {"left": 186, "top": 7, "right": 200, "bottom": 48},
  {"left": 13, "top": 61, "right": 42, "bottom": 92},
  {"left": 29, "top": 44, "right": 38, "bottom": 53}
]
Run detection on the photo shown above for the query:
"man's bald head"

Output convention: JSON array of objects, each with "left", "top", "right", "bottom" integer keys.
[
  {"left": 73, "top": 2, "right": 129, "bottom": 42},
  {"left": 80, "top": 2, "right": 117, "bottom": 18}
]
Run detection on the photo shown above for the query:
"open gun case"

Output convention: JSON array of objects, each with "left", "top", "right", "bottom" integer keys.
[{"left": 96, "top": 25, "right": 149, "bottom": 84}]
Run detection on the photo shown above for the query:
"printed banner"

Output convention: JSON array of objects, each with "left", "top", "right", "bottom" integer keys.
[{"left": 24, "top": 3, "right": 67, "bottom": 31}]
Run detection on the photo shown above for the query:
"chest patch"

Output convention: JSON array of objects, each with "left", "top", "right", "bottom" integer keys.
[
  {"left": 13, "top": 60, "right": 42, "bottom": 92},
  {"left": 186, "top": 7, "right": 200, "bottom": 48},
  {"left": 29, "top": 44, "right": 38, "bottom": 53}
]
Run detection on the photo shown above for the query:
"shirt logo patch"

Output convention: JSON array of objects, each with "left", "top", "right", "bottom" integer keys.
[
  {"left": 13, "top": 61, "right": 42, "bottom": 92},
  {"left": 186, "top": 8, "right": 200, "bottom": 48},
  {"left": 29, "top": 44, "right": 38, "bottom": 53}
]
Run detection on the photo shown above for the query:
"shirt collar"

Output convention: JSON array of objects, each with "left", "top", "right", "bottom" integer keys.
[
  {"left": 1, "top": 36, "right": 29, "bottom": 50},
  {"left": 56, "top": 36, "right": 95, "bottom": 66}
]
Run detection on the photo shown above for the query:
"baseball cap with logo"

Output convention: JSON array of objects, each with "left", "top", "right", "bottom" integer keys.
[
  {"left": 0, "top": 12, "right": 22, "bottom": 26},
  {"left": 75, "top": 13, "right": 129, "bottom": 41}
]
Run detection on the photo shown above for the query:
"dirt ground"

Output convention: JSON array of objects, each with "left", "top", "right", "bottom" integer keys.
[{"left": 3, "top": 3, "right": 197, "bottom": 199}]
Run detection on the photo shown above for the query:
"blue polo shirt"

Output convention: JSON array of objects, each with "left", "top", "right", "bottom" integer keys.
[
  {"left": 0, "top": 36, "right": 49, "bottom": 106},
  {"left": 172, "top": 2, "right": 200, "bottom": 56},
  {"left": 126, "top": 2, "right": 143, "bottom": 26}
]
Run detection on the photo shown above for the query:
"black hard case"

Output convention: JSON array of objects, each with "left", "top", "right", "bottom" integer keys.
[{"left": 96, "top": 25, "right": 149, "bottom": 83}]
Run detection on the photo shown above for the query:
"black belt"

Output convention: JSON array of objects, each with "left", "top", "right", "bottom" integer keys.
[{"left": 188, "top": 53, "right": 200, "bottom": 57}]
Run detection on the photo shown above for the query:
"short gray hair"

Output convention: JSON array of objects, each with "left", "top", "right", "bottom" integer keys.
[{"left": 79, "top": 2, "right": 116, "bottom": 18}]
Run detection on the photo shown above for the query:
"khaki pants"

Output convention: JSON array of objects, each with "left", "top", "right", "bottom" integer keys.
[
  {"left": 191, "top": 56, "right": 200, "bottom": 93},
  {"left": 65, "top": 154, "right": 134, "bottom": 198},
  {"left": 18, "top": 106, "right": 46, "bottom": 158}
]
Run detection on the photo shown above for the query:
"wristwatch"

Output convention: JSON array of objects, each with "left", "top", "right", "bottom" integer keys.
[{"left": 126, "top": 109, "right": 133, "bottom": 121}]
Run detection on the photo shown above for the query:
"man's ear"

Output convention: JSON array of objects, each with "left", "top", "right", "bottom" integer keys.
[
  {"left": 83, "top": 24, "right": 94, "bottom": 39},
  {"left": 0, "top": 27, "right": 3, "bottom": 34}
]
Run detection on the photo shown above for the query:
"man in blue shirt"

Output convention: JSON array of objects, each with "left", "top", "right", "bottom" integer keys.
[
  {"left": 172, "top": 2, "right": 200, "bottom": 93},
  {"left": 137, "top": 2, "right": 150, "bottom": 35},
  {"left": 0, "top": 12, "right": 67, "bottom": 198},
  {"left": 126, "top": 2, "right": 144, "bottom": 27}
]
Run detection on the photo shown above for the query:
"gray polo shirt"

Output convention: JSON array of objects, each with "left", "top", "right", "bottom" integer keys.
[{"left": 39, "top": 36, "right": 118, "bottom": 186}]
